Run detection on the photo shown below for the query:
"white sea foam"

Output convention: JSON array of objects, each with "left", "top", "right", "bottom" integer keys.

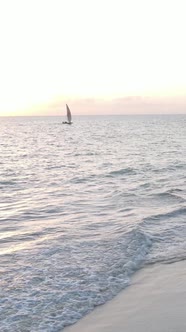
[{"left": 0, "top": 115, "right": 185, "bottom": 331}]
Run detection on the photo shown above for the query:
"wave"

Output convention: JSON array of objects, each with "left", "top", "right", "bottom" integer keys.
[
  {"left": 143, "top": 206, "right": 186, "bottom": 223},
  {"left": 107, "top": 167, "right": 136, "bottom": 177},
  {"left": 152, "top": 188, "right": 185, "bottom": 201}
]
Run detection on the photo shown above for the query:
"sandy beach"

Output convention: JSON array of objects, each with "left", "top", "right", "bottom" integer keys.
[{"left": 64, "top": 260, "right": 186, "bottom": 332}]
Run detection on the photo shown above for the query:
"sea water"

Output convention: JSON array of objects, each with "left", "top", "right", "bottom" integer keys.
[{"left": 0, "top": 115, "right": 185, "bottom": 331}]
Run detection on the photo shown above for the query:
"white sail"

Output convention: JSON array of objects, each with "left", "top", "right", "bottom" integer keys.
[{"left": 66, "top": 104, "right": 72, "bottom": 123}]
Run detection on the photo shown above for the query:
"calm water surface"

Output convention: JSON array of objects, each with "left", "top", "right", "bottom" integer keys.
[{"left": 0, "top": 115, "right": 186, "bottom": 331}]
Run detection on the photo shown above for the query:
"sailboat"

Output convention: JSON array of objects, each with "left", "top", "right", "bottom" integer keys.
[{"left": 62, "top": 104, "right": 73, "bottom": 124}]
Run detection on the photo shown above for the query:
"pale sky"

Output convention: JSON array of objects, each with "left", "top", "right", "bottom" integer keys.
[{"left": 0, "top": 0, "right": 186, "bottom": 116}]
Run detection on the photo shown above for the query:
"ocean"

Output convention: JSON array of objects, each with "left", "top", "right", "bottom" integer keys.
[{"left": 0, "top": 114, "right": 185, "bottom": 331}]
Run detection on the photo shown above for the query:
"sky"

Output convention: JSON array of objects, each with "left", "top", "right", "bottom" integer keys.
[{"left": 0, "top": 0, "right": 186, "bottom": 116}]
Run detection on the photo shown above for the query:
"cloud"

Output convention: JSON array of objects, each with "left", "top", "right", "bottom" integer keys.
[{"left": 42, "top": 96, "right": 186, "bottom": 115}]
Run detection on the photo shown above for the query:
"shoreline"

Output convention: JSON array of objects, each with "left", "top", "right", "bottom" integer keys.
[{"left": 64, "top": 260, "right": 186, "bottom": 332}]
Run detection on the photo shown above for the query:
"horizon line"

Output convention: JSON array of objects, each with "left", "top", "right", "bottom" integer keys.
[{"left": 1, "top": 113, "right": 186, "bottom": 118}]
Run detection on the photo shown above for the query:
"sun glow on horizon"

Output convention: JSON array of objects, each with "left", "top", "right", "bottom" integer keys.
[{"left": 0, "top": 0, "right": 186, "bottom": 116}]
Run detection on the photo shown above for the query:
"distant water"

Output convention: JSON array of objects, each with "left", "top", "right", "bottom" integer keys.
[{"left": 0, "top": 115, "right": 186, "bottom": 331}]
